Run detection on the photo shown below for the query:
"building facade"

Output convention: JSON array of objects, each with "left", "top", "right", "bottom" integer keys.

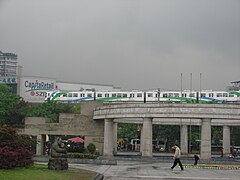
[
  {"left": 19, "top": 76, "right": 121, "bottom": 103},
  {"left": 0, "top": 51, "right": 18, "bottom": 77},
  {"left": 0, "top": 51, "right": 18, "bottom": 93}
]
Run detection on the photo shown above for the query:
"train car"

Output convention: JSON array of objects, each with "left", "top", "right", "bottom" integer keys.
[{"left": 45, "top": 90, "right": 240, "bottom": 103}]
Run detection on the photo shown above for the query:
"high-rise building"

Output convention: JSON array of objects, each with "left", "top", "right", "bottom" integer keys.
[{"left": 0, "top": 51, "right": 18, "bottom": 77}]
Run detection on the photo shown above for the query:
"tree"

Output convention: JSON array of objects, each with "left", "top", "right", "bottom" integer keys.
[
  {"left": 23, "top": 101, "right": 80, "bottom": 123},
  {"left": 0, "top": 84, "right": 27, "bottom": 125},
  {"left": 117, "top": 123, "right": 138, "bottom": 140},
  {"left": 0, "top": 126, "right": 35, "bottom": 168}
]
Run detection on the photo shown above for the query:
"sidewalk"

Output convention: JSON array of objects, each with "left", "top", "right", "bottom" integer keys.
[{"left": 70, "top": 160, "right": 240, "bottom": 180}]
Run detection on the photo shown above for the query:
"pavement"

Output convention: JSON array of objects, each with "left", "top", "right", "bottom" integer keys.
[{"left": 70, "top": 160, "right": 240, "bottom": 180}]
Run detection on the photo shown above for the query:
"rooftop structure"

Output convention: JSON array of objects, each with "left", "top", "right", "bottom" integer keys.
[{"left": 226, "top": 80, "right": 240, "bottom": 91}]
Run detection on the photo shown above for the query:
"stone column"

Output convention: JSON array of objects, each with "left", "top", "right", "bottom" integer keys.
[
  {"left": 200, "top": 118, "right": 212, "bottom": 160},
  {"left": 142, "top": 117, "right": 153, "bottom": 157},
  {"left": 36, "top": 134, "right": 46, "bottom": 155},
  {"left": 140, "top": 125, "right": 143, "bottom": 153},
  {"left": 180, "top": 125, "right": 188, "bottom": 154},
  {"left": 113, "top": 122, "right": 118, "bottom": 153},
  {"left": 223, "top": 125, "right": 231, "bottom": 156},
  {"left": 103, "top": 119, "right": 114, "bottom": 157}
]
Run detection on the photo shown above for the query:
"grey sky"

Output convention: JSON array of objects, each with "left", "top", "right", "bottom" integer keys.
[{"left": 0, "top": 0, "right": 239, "bottom": 91}]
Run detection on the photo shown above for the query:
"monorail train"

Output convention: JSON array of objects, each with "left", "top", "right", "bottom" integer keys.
[{"left": 45, "top": 90, "right": 240, "bottom": 103}]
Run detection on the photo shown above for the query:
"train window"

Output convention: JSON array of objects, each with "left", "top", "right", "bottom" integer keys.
[
  {"left": 68, "top": 93, "right": 73, "bottom": 97},
  {"left": 105, "top": 93, "right": 109, "bottom": 98},
  {"left": 182, "top": 93, "right": 187, "bottom": 97},
  {"left": 223, "top": 93, "right": 228, "bottom": 97},
  {"left": 73, "top": 93, "right": 78, "bottom": 97},
  {"left": 137, "top": 93, "right": 142, "bottom": 97},
  {"left": 209, "top": 93, "right": 214, "bottom": 97},
  {"left": 87, "top": 93, "right": 92, "bottom": 97},
  {"left": 62, "top": 94, "right": 67, "bottom": 97},
  {"left": 123, "top": 93, "right": 127, "bottom": 97},
  {"left": 163, "top": 93, "right": 167, "bottom": 97},
  {"left": 201, "top": 93, "right": 206, "bottom": 97},
  {"left": 189, "top": 93, "right": 195, "bottom": 97},
  {"left": 112, "top": 94, "right": 116, "bottom": 97},
  {"left": 229, "top": 94, "right": 234, "bottom": 97},
  {"left": 97, "top": 94, "right": 102, "bottom": 97},
  {"left": 174, "top": 93, "right": 179, "bottom": 97},
  {"left": 217, "top": 93, "right": 222, "bottom": 97},
  {"left": 80, "top": 93, "right": 85, "bottom": 97},
  {"left": 155, "top": 94, "right": 158, "bottom": 98},
  {"left": 130, "top": 93, "right": 135, "bottom": 98},
  {"left": 169, "top": 93, "right": 173, "bottom": 97},
  {"left": 148, "top": 93, "right": 153, "bottom": 97},
  {"left": 117, "top": 93, "right": 122, "bottom": 97}
]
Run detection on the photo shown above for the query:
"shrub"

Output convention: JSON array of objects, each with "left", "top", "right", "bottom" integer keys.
[
  {"left": 87, "top": 143, "right": 96, "bottom": 154},
  {"left": 0, "top": 126, "right": 35, "bottom": 169}
]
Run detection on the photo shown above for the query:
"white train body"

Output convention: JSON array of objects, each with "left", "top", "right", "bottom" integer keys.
[{"left": 45, "top": 90, "right": 240, "bottom": 103}]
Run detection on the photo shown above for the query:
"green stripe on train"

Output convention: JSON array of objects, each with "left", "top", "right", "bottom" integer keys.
[
  {"left": 52, "top": 92, "right": 67, "bottom": 101},
  {"left": 229, "top": 91, "right": 240, "bottom": 96}
]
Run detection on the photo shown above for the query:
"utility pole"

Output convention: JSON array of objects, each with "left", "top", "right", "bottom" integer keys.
[
  {"left": 200, "top": 73, "right": 202, "bottom": 100},
  {"left": 190, "top": 73, "right": 192, "bottom": 94},
  {"left": 181, "top": 73, "right": 183, "bottom": 98}
]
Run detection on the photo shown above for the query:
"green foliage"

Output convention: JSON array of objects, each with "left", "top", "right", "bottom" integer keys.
[
  {"left": 118, "top": 123, "right": 139, "bottom": 140},
  {"left": 231, "top": 126, "right": 240, "bottom": 145},
  {"left": 23, "top": 101, "right": 80, "bottom": 123},
  {"left": 211, "top": 126, "right": 223, "bottom": 144},
  {"left": 0, "top": 126, "right": 35, "bottom": 169},
  {"left": 67, "top": 152, "right": 98, "bottom": 159},
  {"left": 87, "top": 143, "right": 96, "bottom": 154},
  {"left": 0, "top": 84, "right": 27, "bottom": 125},
  {"left": 153, "top": 125, "right": 180, "bottom": 146}
]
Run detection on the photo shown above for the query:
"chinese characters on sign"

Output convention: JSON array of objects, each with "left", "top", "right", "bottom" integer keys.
[{"left": 0, "top": 77, "right": 17, "bottom": 84}]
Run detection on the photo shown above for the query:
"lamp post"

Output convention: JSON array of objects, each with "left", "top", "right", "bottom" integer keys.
[{"left": 181, "top": 73, "right": 183, "bottom": 98}]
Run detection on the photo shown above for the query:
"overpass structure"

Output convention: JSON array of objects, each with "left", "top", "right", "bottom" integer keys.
[{"left": 93, "top": 103, "right": 240, "bottom": 160}]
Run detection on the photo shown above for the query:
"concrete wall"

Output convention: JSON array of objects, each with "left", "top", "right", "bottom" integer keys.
[{"left": 23, "top": 101, "right": 105, "bottom": 154}]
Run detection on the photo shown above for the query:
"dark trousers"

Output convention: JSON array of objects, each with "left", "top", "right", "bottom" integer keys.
[{"left": 171, "top": 158, "right": 184, "bottom": 170}]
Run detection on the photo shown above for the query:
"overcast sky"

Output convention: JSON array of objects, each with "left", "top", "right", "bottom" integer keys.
[{"left": 0, "top": 0, "right": 239, "bottom": 91}]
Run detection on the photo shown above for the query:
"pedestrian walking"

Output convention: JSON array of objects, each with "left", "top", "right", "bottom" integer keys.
[
  {"left": 171, "top": 144, "right": 184, "bottom": 171},
  {"left": 194, "top": 154, "right": 200, "bottom": 165}
]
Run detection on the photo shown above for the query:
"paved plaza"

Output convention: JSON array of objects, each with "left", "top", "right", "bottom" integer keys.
[{"left": 71, "top": 160, "right": 240, "bottom": 180}]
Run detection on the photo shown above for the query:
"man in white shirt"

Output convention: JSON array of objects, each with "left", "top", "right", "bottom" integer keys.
[{"left": 171, "top": 144, "right": 184, "bottom": 171}]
